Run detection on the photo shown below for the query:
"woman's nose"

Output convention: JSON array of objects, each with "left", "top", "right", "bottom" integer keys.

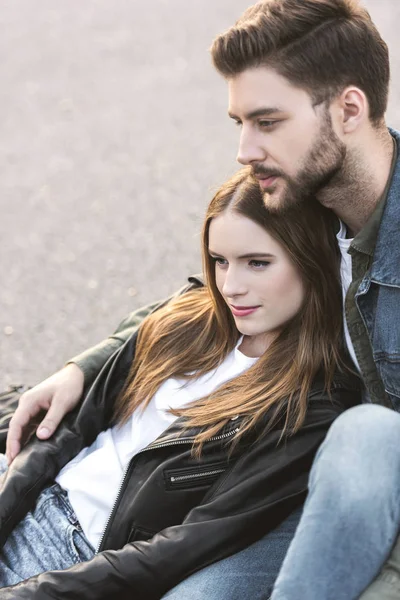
[{"left": 222, "top": 268, "right": 247, "bottom": 298}]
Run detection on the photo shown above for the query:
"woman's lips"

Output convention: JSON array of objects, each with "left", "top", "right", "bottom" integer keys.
[{"left": 230, "top": 305, "right": 260, "bottom": 317}]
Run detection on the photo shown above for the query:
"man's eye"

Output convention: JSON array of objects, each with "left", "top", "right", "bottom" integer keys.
[
  {"left": 258, "top": 120, "right": 279, "bottom": 129},
  {"left": 233, "top": 120, "right": 242, "bottom": 127}
]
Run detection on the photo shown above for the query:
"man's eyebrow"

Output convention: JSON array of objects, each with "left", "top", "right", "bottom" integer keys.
[{"left": 228, "top": 107, "right": 283, "bottom": 120}]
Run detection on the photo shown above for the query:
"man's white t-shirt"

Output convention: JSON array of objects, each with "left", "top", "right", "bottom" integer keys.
[
  {"left": 56, "top": 337, "right": 258, "bottom": 550},
  {"left": 336, "top": 220, "right": 362, "bottom": 374}
]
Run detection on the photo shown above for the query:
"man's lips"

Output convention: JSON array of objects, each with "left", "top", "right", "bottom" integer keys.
[
  {"left": 230, "top": 305, "right": 260, "bottom": 317},
  {"left": 256, "top": 175, "right": 279, "bottom": 190}
]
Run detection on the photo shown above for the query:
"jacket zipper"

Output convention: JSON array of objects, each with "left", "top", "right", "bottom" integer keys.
[
  {"left": 95, "top": 426, "right": 239, "bottom": 554},
  {"left": 170, "top": 468, "right": 226, "bottom": 483}
]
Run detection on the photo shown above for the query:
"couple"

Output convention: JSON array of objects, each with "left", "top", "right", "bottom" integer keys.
[{"left": 2, "top": 0, "right": 400, "bottom": 598}]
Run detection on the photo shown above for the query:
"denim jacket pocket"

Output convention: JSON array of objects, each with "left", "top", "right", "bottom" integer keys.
[
  {"left": 371, "top": 286, "right": 400, "bottom": 408},
  {"left": 374, "top": 356, "right": 400, "bottom": 410}
]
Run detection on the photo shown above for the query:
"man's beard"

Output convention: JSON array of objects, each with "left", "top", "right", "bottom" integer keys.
[{"left": 252, "top": 109, "right": 347, "bottom": 212}]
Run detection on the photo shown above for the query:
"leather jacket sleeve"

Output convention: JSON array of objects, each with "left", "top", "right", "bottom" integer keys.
[{"left": 0, "top": 384, "right": 358, "bottom": 600}]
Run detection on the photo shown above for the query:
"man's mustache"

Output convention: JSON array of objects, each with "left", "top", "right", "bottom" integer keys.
[{"left": 251, "top": 165, "right": 286, "bottom": 179}]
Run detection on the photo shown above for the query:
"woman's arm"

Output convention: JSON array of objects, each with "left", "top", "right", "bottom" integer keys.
[{"left": 0, "top": 385, "right": 358, "bottom": 600}]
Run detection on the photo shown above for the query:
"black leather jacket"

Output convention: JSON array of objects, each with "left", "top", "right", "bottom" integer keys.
[{"left": 0, "top": 285, "right": 361, "bottom": 599}]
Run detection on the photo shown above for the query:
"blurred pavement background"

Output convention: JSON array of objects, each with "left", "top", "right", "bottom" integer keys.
[{"left": 1, "top": 0, "right": 399, "bottom": 388}]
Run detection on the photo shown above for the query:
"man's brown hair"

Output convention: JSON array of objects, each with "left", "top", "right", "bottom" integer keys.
[{"left": 211, "top": 0, "right": 389, "bottom": 125}]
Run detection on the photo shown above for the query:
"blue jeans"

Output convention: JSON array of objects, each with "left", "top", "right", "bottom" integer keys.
[
  {"left": 0, "top": 455, "right": 94, "bottom": 586},
  {"left": 162, "top": 507, "right": 302, "bottom": 600},
  {"left": 270, "top": 405, "right": 400, "bottom": 600}
]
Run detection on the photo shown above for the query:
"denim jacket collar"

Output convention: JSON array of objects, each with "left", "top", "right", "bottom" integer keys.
[{"left": 370, "top": 127, "right": 400, "bottom": 287}]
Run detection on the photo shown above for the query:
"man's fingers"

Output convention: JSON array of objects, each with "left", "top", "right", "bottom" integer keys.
[
  {"left": 36, "top": 426, "right": 51, "bottom": 439},
  {"left": 6, "top": 393, "right": 49, "bottom": 464},
  {"left": 5, "top": 364, "right": 84, "bottom": 464},
  {"left": 36, "top": 419, "right": 56, "bottom": 439},
  {"left": 6, "top": 416, "right": 30, "bottom": 464},
  {"left": 36, "top": 399, "right": 70, "bottom": 440},
  {"left": 6, "top": 437, "right": 21, "bottom": 465}
]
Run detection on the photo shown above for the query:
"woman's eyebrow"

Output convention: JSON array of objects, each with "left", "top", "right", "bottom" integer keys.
[
  {"left": 237, "top": 252, "right": 274, "bottom": 259},
  {"left": 208, "top": 250, "right": 274, "bottom": 259}
]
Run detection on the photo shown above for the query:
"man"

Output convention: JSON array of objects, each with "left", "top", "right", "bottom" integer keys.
[{"left": 5, "top": 0, "right": 400, "bottom": 598}]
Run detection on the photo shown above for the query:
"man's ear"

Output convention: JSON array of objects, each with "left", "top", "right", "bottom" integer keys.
[{"left": 334, "top": 86, "right": 368, "bottom": 134}]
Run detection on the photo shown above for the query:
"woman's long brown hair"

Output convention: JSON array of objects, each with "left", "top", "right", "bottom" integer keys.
[{"left": 113, "top": 168, "right": 345, "bottom": 455}]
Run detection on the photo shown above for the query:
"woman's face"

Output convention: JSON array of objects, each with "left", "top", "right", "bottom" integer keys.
[{"left": 208, "top": 210, "right": 305, "bottom": 355}]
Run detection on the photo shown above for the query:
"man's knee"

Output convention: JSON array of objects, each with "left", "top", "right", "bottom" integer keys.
[
  {"left": 310, "top": 404, "right": 400, "bottom": 501},
  {"left": 321, "top": 404, "right": 400, "bottom": 456}
]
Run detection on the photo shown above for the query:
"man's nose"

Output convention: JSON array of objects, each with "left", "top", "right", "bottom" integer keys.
[{"left": 236, "top": 127, "right": 266, "bottom": 166}]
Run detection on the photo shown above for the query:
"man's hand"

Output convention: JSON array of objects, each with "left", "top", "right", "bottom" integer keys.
[{"left": 6, "top": 363, "right": 84, "bottom": 465}]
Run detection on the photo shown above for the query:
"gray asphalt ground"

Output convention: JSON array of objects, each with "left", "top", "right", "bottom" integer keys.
[{"left": 1, "top": 0, "right": 399, "bottom": 389}]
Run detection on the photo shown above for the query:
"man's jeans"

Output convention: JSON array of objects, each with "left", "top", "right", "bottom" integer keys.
[
  {"left": 270, "top": 405, "right": 400, "bottom": 600},
  {"left": 165, "top": 405, "right": 400, "bottom": 600},
  {"left": 162, "top": 508, "right": 302, "bottom": 600}
]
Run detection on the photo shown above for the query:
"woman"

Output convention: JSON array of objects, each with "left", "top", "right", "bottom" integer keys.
[{"left": 0, "top": 168, "right": 359, "bottom": 599}]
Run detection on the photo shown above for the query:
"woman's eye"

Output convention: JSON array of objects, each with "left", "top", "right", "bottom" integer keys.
[
  {"left": 249, "top": 260, "right": 270, "bottom": 268},
  {"left": 213, "top": 257, "right": 228, "bottom": 267}
]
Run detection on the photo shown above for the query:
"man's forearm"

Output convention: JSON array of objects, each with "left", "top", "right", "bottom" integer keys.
[
  {"left": 68, "top": 276, "right": 204, "bottom": 389},
  {"left": 67, "top": 300, "right": 162, "bottom": 387}
]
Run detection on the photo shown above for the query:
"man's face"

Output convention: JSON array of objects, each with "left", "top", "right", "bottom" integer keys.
[{"left": 228, "top": 67, "right": 346, "bottom": 211}]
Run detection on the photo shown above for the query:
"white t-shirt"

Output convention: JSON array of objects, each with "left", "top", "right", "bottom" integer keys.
[
  {"left": 336, "top": 220, "right": 362, "bottom": 374},
  {"left": 56, "top": 337, "right": 258, "bottom": 550}
]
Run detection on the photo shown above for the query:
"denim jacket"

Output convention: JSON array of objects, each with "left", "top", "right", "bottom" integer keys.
[{"left": 355, "top": 128, "right": 400, "bottom": 410}]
